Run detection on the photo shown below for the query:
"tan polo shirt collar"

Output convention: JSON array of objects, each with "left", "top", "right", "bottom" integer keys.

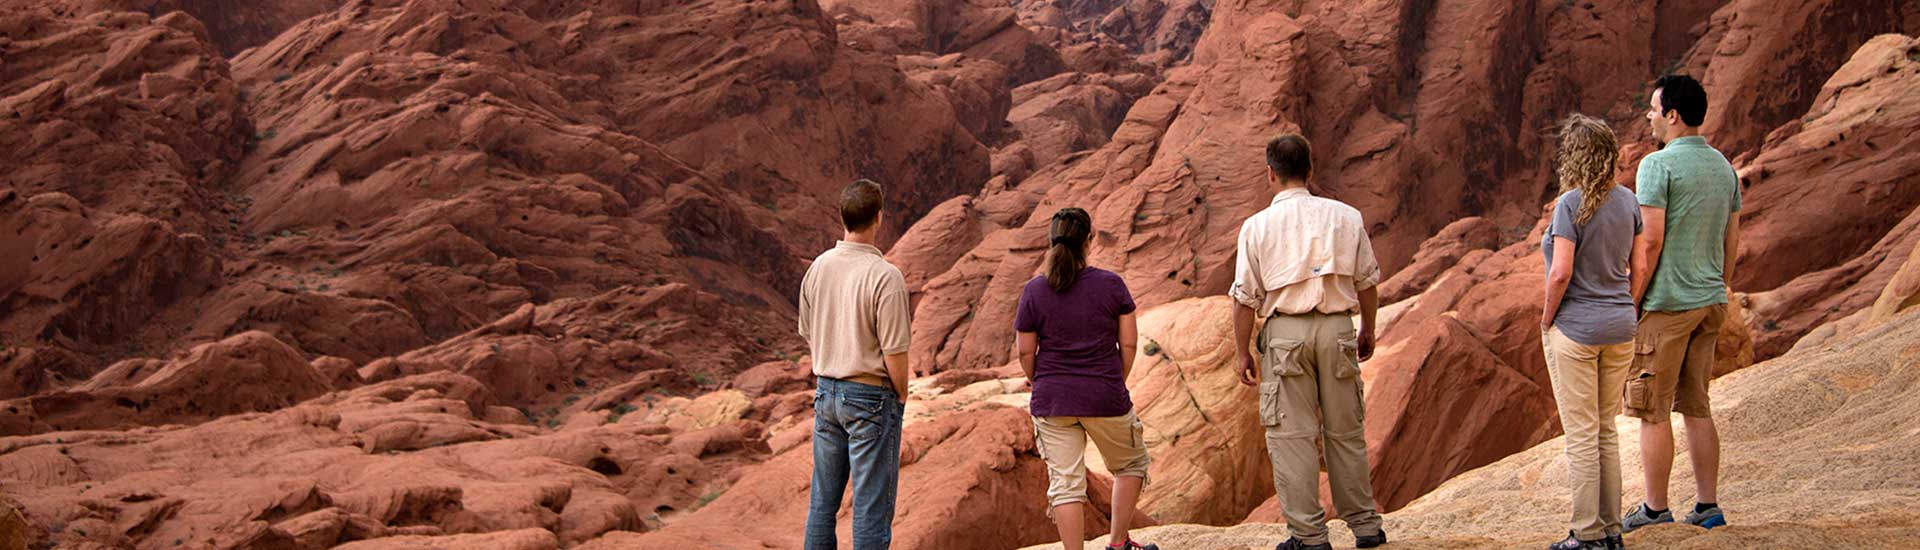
[{"left": 835, "top": 240, "right": 883, "bottom": 256}]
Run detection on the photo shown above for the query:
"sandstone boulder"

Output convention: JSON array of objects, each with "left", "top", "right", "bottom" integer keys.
[
  {"left": 0, "top": 371, "right": 760, "bottom": 549},
  {"left": 1680, "top": 0, "right": 1920, "bottom": 157},
  {"left": 1025, "top": 301, "right": 1920, "bottom": 550},
  {"left": 1378, "top": 217, "right": 1502, "bottom": 304},
  {"left": 606, "top": 404, "right": 1152, "bottom": 550},
  {"left": 1360, "top": 315, "right": 1558, "bottom": 511},
  {"left": 332, "top": 528, "right": 560, "bottom": 550},
  {"left": 66, "top": 0, "right": 346, "bottom": 54},
  {"left": 911, "top": 0, "right": 1741, "bottom": 373},
  {"left": 0, "top": 5, "right": 241, "bottom": 379},
  {"left": 1730, "top": 34, "right": 1920, "bottom": 358},
  {"left": 1125, "top": 297, "right": 1269, "bottom": 525},
  {"left": 1868, "top": 243, "right": 1920, "bottom": 325},
  {"left": 0, "top": 331, "right": 328, "bottom": 435}
]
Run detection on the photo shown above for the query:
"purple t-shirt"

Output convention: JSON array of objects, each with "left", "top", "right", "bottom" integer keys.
[{"left": 1013, "top": 268, "right": 1137, "bottom": 418}]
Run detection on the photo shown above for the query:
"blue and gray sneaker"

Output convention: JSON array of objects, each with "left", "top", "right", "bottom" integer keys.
[
  {"left": 1683, "top": 505, "right": 1726, "bottom": 530},
  {"left": 1621, "top": 503, "right": 1673, "bottom": 533}
]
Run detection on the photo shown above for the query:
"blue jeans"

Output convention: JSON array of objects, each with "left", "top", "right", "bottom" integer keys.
[{"left": 804, "top": 376, "right": 904, "bottom": 550}]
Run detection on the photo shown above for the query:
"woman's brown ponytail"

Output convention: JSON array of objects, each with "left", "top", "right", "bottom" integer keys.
[{"left": 1045, "top": 208, "right": 1092, "bottom": 292}]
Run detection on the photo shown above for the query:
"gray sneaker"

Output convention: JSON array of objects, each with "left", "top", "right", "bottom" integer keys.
[
  {"left": 1621, "top": 503, "right": 1673, "bottom": 533},
  {"left": 1683, "top": 505, "right": 1726, "bottom": 529}
]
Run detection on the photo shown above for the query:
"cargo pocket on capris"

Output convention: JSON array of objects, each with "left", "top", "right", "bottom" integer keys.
[
  {"left": 1258, "top": 339, "right": 1305, "bottom": 426},
  {"left": 1624, "top": 339, "right": 1655, "bottom": 410},
  {"left": 1031, "top": 418, "right": 1047, "bottom": 459}
]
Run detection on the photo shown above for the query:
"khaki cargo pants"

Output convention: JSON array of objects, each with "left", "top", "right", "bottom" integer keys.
[{"left": 1257, "top": 312, "right": 1383, "bottom": 545}]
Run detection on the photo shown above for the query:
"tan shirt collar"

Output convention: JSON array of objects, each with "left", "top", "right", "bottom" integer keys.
[
  {"left": 1269, "top": 187, "right": 1313, "bottom": 207},
  {"left": 835, "top": 240, "right": 883, "bottom": 256}
]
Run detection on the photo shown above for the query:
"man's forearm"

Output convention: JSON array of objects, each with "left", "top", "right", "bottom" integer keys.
[
  {"left": 1233, "top": 303, "right": 1257, "bottom": 357},
  {"left": 1724, "top": 234, "right": 1739, "bottom": 291},
  {"left": 884, "top": 353, "right": 910, "bottom": 398},
  {"left": 1358, "top": 286, "right": 1378, "bottom": 335},
  {"left": 1633, "top": 244, "right": 1662, "bottom": 305}
]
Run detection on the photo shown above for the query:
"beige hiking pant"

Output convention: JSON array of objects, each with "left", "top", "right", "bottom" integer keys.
[
  {"left": 1258, "top": 312, "right": 1382, "bottom": 545},
  {"left": 1544, "top": 326, "right": 1631, "bottom": 540}
]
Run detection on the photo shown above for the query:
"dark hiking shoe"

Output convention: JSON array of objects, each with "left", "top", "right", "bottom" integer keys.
[
  {"left": 1356, "top": 529, "right": 1387, "bottom": 548},
  {"left": 1106, "top": 540, "right": 1159, "bottom": 550},
  {"left": 1275, "top": 538, "right": 1332, "bottom": 550}
]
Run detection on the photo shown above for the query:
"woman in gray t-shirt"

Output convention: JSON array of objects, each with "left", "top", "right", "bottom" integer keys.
[{"left": 1540, "top": 114, "right": 1644, "bottom": 550}]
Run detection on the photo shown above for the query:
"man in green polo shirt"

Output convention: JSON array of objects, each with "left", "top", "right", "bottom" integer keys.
[{"left": 1621, "top": 74, "right": 1742, "bottom": 535}]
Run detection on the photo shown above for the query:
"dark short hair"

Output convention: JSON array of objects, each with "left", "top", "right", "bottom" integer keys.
[
  {"left": 1654, "top": 74, "right": 1708, "bottom": 127},
  {"left": 840, "top": 179, "right": 884, "bottom": 231},
  {"left": 1266, "top": 134, "right": 1312, "bottom": 181}
]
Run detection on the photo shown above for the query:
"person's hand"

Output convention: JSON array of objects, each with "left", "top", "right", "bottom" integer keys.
[
  {"left": 1238, "top": 352, "right": 1259, "bottom": 386},
  {"left": 1357, "top": 328, "right": 1376, "bottom": 362}
]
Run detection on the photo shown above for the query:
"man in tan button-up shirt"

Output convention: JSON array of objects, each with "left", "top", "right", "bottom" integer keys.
[{"left": 1230, "top": 135, "right": 1386, "bottom": 550}]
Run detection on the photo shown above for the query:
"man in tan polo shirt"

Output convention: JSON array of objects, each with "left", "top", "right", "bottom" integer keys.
[
  {"left": 1231, "top": 134, "right": 1387, "bottom": 550},
  {"left": 797, "top": 179, "right": 912, "bottom": 550}
]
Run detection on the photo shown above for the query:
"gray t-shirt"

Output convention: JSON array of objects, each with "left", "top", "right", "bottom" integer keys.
[{"left": 1542, "top": 185, "right": 1642, "bottom": 346}]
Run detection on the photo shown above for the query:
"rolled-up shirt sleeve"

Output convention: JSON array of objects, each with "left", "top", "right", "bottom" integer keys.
[
  {"left": 1354, "top": 223, "right": 1381, "bottom": 291},
  {"left": 1229, "top": 220, "right": 1266, "bottom": 309}
]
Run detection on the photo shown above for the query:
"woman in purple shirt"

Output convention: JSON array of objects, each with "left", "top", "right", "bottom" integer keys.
[{"left": 1015, "top": 208, "right": 1157, "bottom": 550}]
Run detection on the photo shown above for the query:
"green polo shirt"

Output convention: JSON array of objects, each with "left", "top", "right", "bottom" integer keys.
[{"left": 1636, "top": 136, "right": 1742, "bottom": 312}]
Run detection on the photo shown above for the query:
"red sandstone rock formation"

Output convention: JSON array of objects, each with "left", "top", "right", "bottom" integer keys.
[
  {"left": 55, "top": 0, "right": 346, "bottom": 55},
  {"left": 4, "top": 0, "right": 1919, "bottom": 548},
  {"left": 0, "top": 330, "right": 329, "bottom": 435},
  {"left": 1124, "top": 297, "right": 1270, "bottom": 525},
  {"left": 1724, "top": 33, "right": 1920, "bottom": 358},
  {"left": 1677, "top": 0, "right": 1920, "bottom": 158},
  {"left": 908, "top": 0, "right": 1734, "bottom": 373},
  {"left": 0, "top": 7, "right": 240, "bottom": 377},
  {"left": 1377, "top": 217, "right": 1501, "bottom": 304},
  {"left": 1013, "top": 0, "right": 1213, "bottom": 64},
  {"left": 601, "top": 404, "right": 1152, "bottom": 550},
  {"left": 0, "top": 370, "right": 771, "bottom": 548}
]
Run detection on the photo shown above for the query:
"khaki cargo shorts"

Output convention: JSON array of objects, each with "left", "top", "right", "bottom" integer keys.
[
  {"left": 1623, "top": 303, "right": 1726, "bottom": 423},
  {"left": 1032, "top": 412, "right": 1151, "bottom": 507}
]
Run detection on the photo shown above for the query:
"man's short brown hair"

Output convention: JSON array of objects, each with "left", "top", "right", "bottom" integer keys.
[
  {"left": 840, "top": 179, "right": 884, "bottom": 232},
  {"left": 1266, "top": 134, "right": 1312, "bottom": 181}
]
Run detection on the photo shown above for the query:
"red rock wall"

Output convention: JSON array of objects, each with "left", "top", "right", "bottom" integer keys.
[{"left": 3, "top": 0, "right": 1918, "bottom": 547}]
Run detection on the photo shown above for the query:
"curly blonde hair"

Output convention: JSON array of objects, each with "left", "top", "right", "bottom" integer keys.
[{"left": 1554, "top": 114, "right": 1619, "bottom": 226}]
